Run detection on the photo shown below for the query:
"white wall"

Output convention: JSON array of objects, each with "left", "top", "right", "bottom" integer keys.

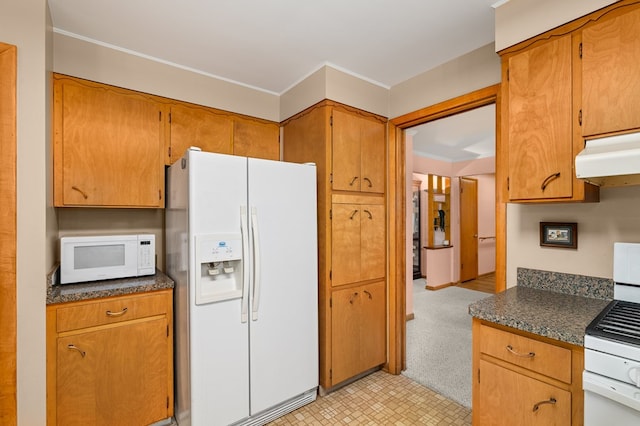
[
  {"left": 0, "top": 0, "right": 53, "bottom": 423},
  {"left": 506, "top": 186, "right": 640, "bottom": 286},
  {"left": 494, "top": 0, "right": 618, "bottom": 51},
  {"left": 389, "top": 43, "right": 501, "bottom": 119},
  {"left": 54, "top": 32, "right": 281, "bottom": 121}
]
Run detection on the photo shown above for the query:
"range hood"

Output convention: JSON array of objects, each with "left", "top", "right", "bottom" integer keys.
[{"left": 575, "top": 132, "right": 640, "bottom": 187}]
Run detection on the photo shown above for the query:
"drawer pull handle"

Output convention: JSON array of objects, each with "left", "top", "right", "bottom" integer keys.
[
  {"left": 349, "top": 210, "right": 359, "bottom": 220},
  {"left": 506, "top": 345, "right": 535, "bottom": 358},
  {"left": 106, "top": 307, "right": 128, "bottom": 317},
  {"left": 532, "top": 397, "right": 556, "bottom": 412},
  {"left": 363, "top": 177, "right": 373, "bottom": 188},
  {"left": 67, "top": 344, "right": 86, "bottom": 358},
  {"left": 349, "top": 292, "right": 359, "bottom": 304},
  {"left": 349, "top": 176, "right": 359, "bottom": 186}
]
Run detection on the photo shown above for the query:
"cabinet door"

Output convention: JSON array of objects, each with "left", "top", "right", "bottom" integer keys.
[
  {"left": 332, "top": 109, "right": 362, "bottom": 191},
  {"left": 477, "top": 360, "right": 571, "bottom": 426},
  {"left": 582, "top": 6, "right": 640, "bottom": 137},
  {"left": 331, "top": 286, "right": 362, "bottom": 385},
  {"left": 56, "top": 318, "right": 169, "bottom": 426},
  {"left": 360, "top": 204, "right": 385, "bottom": 282},
  {"left": 233, "top": 117, "right": 280, "bottom": 160},
  {"left": 331, "top": 203, "right": 362, "bottom": 286},
  {"left": 54, "top": 78, "right": 164, "bottom": 207},
  {"left": 359, "top": 281, "right": 386, "bottom": 371},
  {"left": 168, "top": 103, "right": 232, "bottom": 164},
  {"left": 360, "top": 118, "right": 385, "bottom": 194},
  {"left": 507, "top": 36, "right": 573, "bottom": 201}
]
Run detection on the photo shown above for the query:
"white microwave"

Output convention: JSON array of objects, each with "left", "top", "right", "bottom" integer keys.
[{"left": 60, "top": 234, "right": 156, "bottom": 284}]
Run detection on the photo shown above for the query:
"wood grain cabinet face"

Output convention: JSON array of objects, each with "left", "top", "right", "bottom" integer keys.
[
  {"left": 332, "top": 109, "right": 385, "bottom": 194},
  {"left": 53, "top": 76, "right": 165, "bottom": 208},
  {"left": 331, "top": 202, "right": 385, "bottom": 287},
  {"left": 582, "top": 6, "right": 640, "bottom": 137},
  {"left": 472, "top": 320, "right": 583, "bottom": 426},
  {"left": 47, "top": 290, "right": 173, "bottom": 426},
  {"left": 507, "top": 35, "right": 574, "bottom": 201},
  {"left": 477, "top": 360, "right": 571, "bottom": 426},
  {"left": 167, "top": 103, "right": 233, "bottom": 164},
  {"left": 331, "top": 281, "right": 386, "bottom": 385},
  {"left": 232, "top": 116, "right": 280, "bottom": 161}
]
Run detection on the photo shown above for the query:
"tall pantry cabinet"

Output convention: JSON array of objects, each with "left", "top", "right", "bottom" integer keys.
[{"left": 283, "top": 100, "right": 387, "bottom": 389}]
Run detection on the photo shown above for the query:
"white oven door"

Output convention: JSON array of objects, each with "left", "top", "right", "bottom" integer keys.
[{"left": 584, "top": 371, "right": 640, "bottom": 426}]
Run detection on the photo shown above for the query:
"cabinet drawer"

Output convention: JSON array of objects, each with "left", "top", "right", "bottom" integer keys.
[
  {"left": 57, "top": 292, "right": 169, "bottom": 332},
  {"left": 479, "top": 325, "right": 571, "bottom": 383}
]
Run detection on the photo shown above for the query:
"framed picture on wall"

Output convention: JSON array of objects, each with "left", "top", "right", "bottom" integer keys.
[{"left": 540, "top": 222, "right": 577, "bottom": 249}]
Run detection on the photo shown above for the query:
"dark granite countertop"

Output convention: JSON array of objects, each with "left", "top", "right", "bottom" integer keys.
[
  {"left": 468, "top": 267, "right": 614, "bottom": 347},
  {"left": 47, "top": 265, "right": 174, "bottom": 304},
  {"left": 469, "top": 286, "right": 611, "bottom": 346}
]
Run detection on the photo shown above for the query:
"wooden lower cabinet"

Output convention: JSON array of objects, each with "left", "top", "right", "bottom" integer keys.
[
  {"left": 331, "top": 281, "right": 386, "bottom": 385},
  {"left": 477, "top": 360, "right": 571, "bottom": 426},
  {"left": 47, "top": 290, "right": 173, "bottom": 426},
  {"left": 472, "top": 319, "right": 583, "bottom": 426}
]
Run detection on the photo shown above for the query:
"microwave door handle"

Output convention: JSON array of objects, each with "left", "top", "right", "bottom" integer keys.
[
  {"left": 240, "top": 206, "right": 250, "bottom": 323},
  {"left": 250, "top": 207, "right": 261, "bottom": 321}
]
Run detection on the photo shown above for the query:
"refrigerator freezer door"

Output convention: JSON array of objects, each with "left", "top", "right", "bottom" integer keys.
[
  {"left": 186, "top": 151, "right": 251, "bottom": 425},
  {"left": 247, "top": 158, "right": 319, "bottom": 415}
]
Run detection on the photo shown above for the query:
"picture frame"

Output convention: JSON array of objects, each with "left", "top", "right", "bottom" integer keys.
[{"left": 540, "top": 222, "right": 577, "bottom": 249}]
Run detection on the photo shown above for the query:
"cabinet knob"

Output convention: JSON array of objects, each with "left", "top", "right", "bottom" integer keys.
[{"left": 532, "top": 397, "right": 556, "bottom": 412}]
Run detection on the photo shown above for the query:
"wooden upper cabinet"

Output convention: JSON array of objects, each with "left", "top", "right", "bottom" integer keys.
[
  {"left": 582, "top": 5, "right": 640, "bottom": 137},
  {"left": 507, "top": 36, "right": 574, "bottom": 201},
  {"left": 331, "top": 108, "right": 385, "bottom": 194},
  {"left": 167, "top": 103, "right": 233, "bottom": 164},
  {"left": 53, "top": 75, "right": 165, "bottom": 208},
  {"left": 233, "top": 116, "right": 280, "bottom": 161}
]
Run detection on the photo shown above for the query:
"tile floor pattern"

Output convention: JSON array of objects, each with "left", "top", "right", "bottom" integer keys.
[{"left": 269, "top": 370, "right": 472, "bottom": 425}]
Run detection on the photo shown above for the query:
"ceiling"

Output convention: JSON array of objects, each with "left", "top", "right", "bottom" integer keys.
[
  {"left": 410, "top": 104, "right": 496, "bottom": 162},
  {"left": 48, "top": 0, "right": 499, "bottom": 161}
]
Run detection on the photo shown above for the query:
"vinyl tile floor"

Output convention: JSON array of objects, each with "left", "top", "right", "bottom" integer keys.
[{"left": 269, "top": 370, "right": 472, "bottom": 425}]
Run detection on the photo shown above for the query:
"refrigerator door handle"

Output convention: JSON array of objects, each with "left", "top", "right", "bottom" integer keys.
[
  {"left": 240, "top": 206, "right": 250, "bottom": 323},
  {"left": 251, "top": 206, "right": 262, "bottom": 321}
]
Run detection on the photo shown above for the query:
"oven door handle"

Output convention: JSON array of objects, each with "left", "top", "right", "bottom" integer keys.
[{"left": 583, "top": 371, "right": 640, "bottom": 412}]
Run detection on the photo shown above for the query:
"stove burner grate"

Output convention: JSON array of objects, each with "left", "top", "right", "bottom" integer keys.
[{"left": 586, "top": 300, "right": 640, "bottom": 347}]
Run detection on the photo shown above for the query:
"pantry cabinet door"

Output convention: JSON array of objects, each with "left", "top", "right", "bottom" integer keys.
[
  {"left": 582, "top": 6, "right": 640, "bottom": 137},
  {"left": 331, "top": 286, "right": 362, "bottom": 385},
  {"left": 360, "top": 118, "right": 385, "bottom": 194},
  {"left": 358, "top": 281, "right": 386, "bottom": 371},
  {"left": 360, "top": 204, "right": 385, "bottom": 282},
  {"left": 507, "top": 36, "right": 573, "bottom": 201},
  {"left": 331, "top": 203, "right": 362, "bottom": 286},
  {"left": 332, "top": 109, "right": 362, "bottom": 191}
]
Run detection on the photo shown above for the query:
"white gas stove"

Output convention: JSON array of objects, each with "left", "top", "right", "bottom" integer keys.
[{"left": 584, "top": 243, "right": 640, "bottom": 425}]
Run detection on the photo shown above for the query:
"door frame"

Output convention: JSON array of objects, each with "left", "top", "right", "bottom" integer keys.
[
  {"left": 386, "top": 84, "right": 504, "bottom": 374},
  {"left": 0, "top": 41, "right": 17, "bottom": 424}
]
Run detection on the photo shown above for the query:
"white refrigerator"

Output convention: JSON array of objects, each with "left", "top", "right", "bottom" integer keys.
[{"left": 166, "top": 149, "right": 318, "bottom": 426}]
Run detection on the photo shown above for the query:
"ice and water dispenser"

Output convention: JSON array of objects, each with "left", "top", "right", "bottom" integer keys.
[{"left": 195, "top": 234, "right": 243, "bottom": 304}]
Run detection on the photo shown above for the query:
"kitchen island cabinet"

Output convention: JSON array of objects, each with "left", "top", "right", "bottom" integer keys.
[{"left": 46, "top": 288, "right": 173, "bottom": 425}]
